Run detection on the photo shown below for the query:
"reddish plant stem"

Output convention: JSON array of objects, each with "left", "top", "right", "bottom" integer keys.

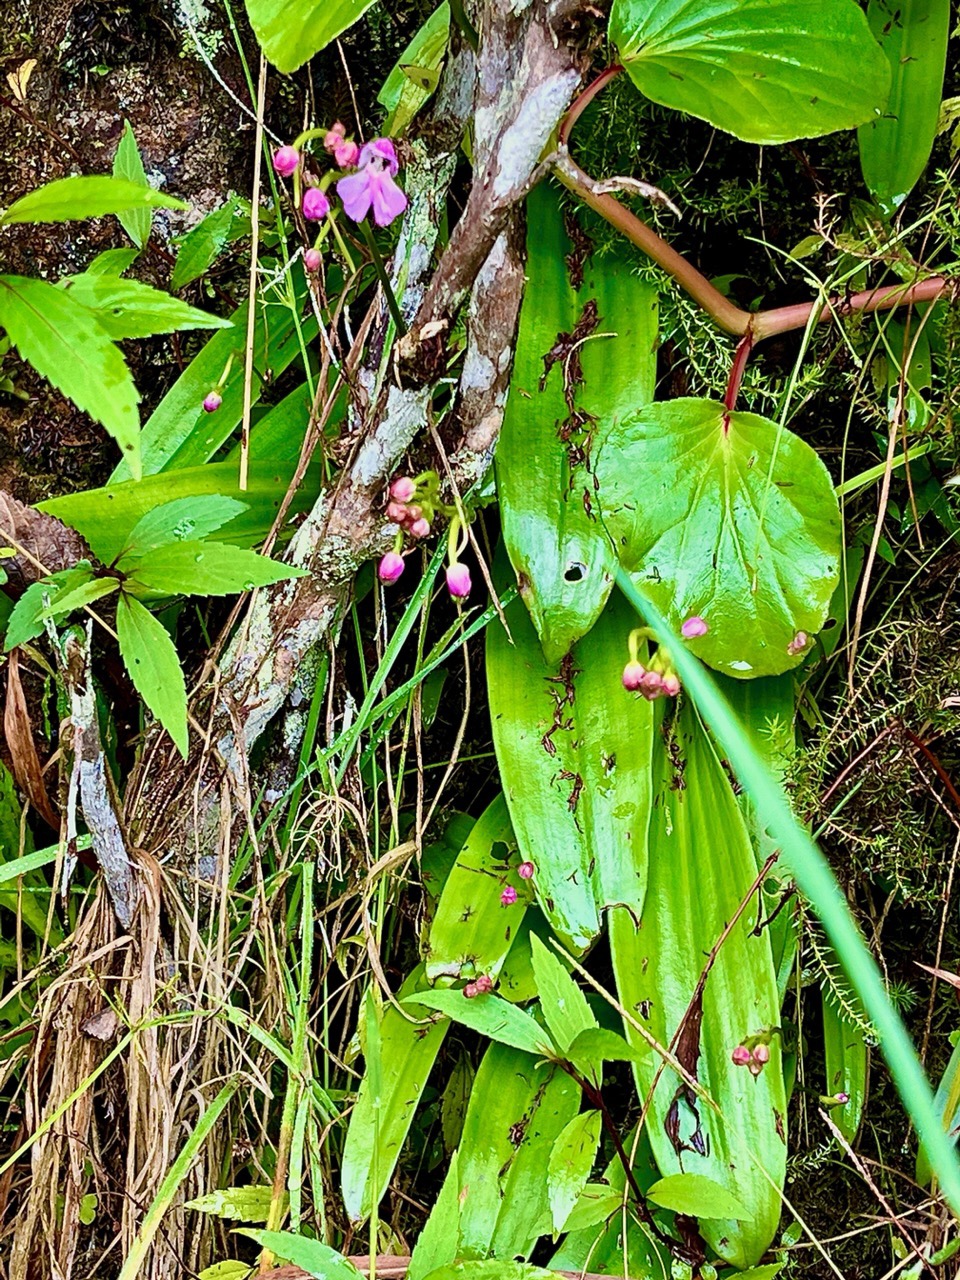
[
  {"left": 558, "top": 63, "right": 623, "bottom": 146},
  {"left": 723, "top": 332, "right": 754, "bottom": 416}
]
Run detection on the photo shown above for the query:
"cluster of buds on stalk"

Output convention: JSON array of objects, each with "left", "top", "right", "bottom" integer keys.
[
  {"left": 731, "top": 1029, "right": 778, "bottom": 1077},
  {"left": 463, "top": 974, "right": 494, "bottom": 999},
  {"left": 378, "top": 471, "right": 474, "bottom": 601},
  {"left": 621, "top": 616, "right": 708, "bottom": 700},
  {"left": 500, "top": 859, "right": 535, "bottom": 907}
]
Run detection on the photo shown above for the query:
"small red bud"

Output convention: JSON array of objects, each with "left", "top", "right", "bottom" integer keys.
[
  {"left": 622, "top": 661, "right": 646, "bottom": 691},
  {"left": 731, "top": 1045, "right": 751, "bottom": 1067},
  {"left": 518, "top": 861, "right": 535, "bottom": 880},
  {"left": 386, "top": 501, "right": 408, "bottom": 523},
  {"left": 474, "top": 974, "right": 494, "bottom": 994},
  {"left": 304, "top": 248, "right": 322, "bottom": 271}
]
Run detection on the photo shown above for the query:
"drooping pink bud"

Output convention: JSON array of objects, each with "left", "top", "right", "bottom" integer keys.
[
  {"left": 640, "top": 670, "right": 664, "bottom": 700},
  {"left": 302, "top": 188, "right": 331, "bottom": 221},
  {"left": 409, "top": 517, "right": 431, "bottom": 539},
  {"left": 752, "top": 1043, "right": 770, "bottom": 1065},
  {"left": 203, "top": 391, "right": 222, "bottom": 413},
  {"left": 386, "top": 501, "right": 408, "bottom": 523},
  {"left": 463, "top": 982, "right": 478, "bottom": 999},
  {"left": 446, "top": 563, "right": 472, "bottom": 599},
  {"left": 323, "top": 123, "right": 347, "bottom": 150},
  {"left": 622, "top": 661, "right": 646, "bottom": 691},
  {"left": 787, "top": 631, "right": 809, "bottom": 656},
  {"left": 334, "top": 139, "right": 361, "bottom": 168},
  {"left": 681, "top": 615, "right": 708, "bottom": 639},
  {"left": 304, "top": 247, "right": 322, "bottom": 271},
  {"left": 405, "top": 503, "right": 423, "bottom": 522},
  {"left": 661, "top": 673, "right": 681, "bottom": 697},
  {"left": 518, "top": 861, "right": 535, "bottom": 880},
  {"left": 474, "top": 974, "right": 494, "bottom": 994},
  {"left": 500, "top": 885, "right": 518, "bottom": 906},
  {"left": 835, "top": 1091, "right": 850, "bottom": 1104},
  {"left": 731, "top": 1045, "right": 751, "bottom": 1067},
  {"left": 378, "top": 551, "right": 405, "bottom": 584},
  {"left": 390, "top": 476, "right": 416, "bottom": 502},
  {"left": 273, "top": 145, "right": 300, "bottom": 176}
]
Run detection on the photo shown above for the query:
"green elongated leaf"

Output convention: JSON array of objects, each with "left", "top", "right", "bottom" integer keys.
[
  {"left": 41, "top": 577, "right": 119, "bottom": 619},
  {"left": 610, "top": 0, "right": 890, "bottom": 145},
  {"left": 567, "top": 1027, "right": 642, "bottom": 1087},
  {"left": 0, "top": 275, "right": 141, "bottom": 478},
  {"left": 407, "top": 1151, "right": 461, "bottom": 1280},
  {"left": 498, "top": 184, "right": 658, "bottom": 660},
  {"left": 57, "top": 275, "right": 233, "bottom": 340},
  {"left": 404, "top": 989, "right": 553, "bottom": 1058},
  {"left": 420, "top": 1265, "right": 556, "bottom": 1280},
  {"left": 237, "top": 1230, "right": 361, "bottom": 1280},
  {"left": 425, "top": 793, "right": 523, "bottom": 985},
  {"left": 858, "top": 0, "right": 950, "bottom": 212},
  {"left": 86, "top": 247, "right": 140, "bottom": 276},
  {"left": 547, "top": 1109, "right": 602, "bottom": 1234},
  {"left": 529, "top": 934, "right": 596, "bottom": 1053},
  {"left": 171, "top": 198, "right": 241, "bottom": 291},
  {"left": 116, "top": 593, "right": 188, "bottom": 756},
  {"left": 341, "top": 966, "right": 450, "bottom": 1225},
  {"left": 0, "top": 759, "right": 52, "bottom": 941},
  {"left": 184, "top": 1185, "right": 278, "bottom": 1221},
  {"left": 487, "top": 583, "right": 654, "bottom": 950},
  {"left": 822, "top": 993, "right": 869, "bottom": 1145},
  {"left": 496, "top": 909, "right": 550, "bottom": 1005},
  {"left": 5, "top": 566, "right": 94, "bottom": 650},
  {"left": 198, "top": 1264, "right": 251, "bottom": 1280},
  {"left": 440, "top": 1053, "right": 473, "bottom": 1153},
  {"left": 113, "top": 120, "right": 151, "bottom": 247},
  {"left": 40, "top": 458, "right": 320, "bottom": 563},
  {"left": 559, "top": 1184, "right": 623, "bottom": 1235},
  {"left": 917, "top": 1035, "right": 960, "bottom": 1187},
  {"left": 124, "top": 496, "right": 247, "bottom": 557},
  {"left": 122, "top": 540, "right": 306, "bottom": 598},
  {"left": 596, "top": 398, "right": 841, "bottom": 679},
  {"left": 646, "top": 1172, "right": 749, "bottom": 1220},
  {"left": 0, "top": 176, "right": 187, "bottom": 224},
  {"left": 611, "top": 703, "right": 785, "bottom": 1269},
  {"left": 244, "top": 0, "right": 375, "bottom": 72},
  {"left": 378, "top": 3, "right": 450, "bottom": 136}
]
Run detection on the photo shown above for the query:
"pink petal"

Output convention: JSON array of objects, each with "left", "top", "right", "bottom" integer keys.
[
  {"left": 337, "top": 171, "right": 372, "bottom": 223},
  {"left": 370, "top": 172, "right": 408, "bottom": 227}
]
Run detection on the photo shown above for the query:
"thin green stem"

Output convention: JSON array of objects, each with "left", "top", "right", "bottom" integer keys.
[{"left": 361, "top": 221, "right": 407, "bottom": 335}]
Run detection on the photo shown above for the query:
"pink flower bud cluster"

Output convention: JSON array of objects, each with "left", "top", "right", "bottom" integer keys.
[
  {"left": 386, "top": 476, "right": 432, "bottom": 540},
  {"left": 463, "top": 974, "right": 494, "bottom": 999},
  {"left": 622, "top": 660, "right": 680, "bottom": 701},
  {"left": 732, "top": 1040, "right": 771, "bottom": 1076},
  {"left": 272, "top": 126, "right": 408, "bottom": 230},
  {"left": 377, "top": 473, "right": 474, "bottom": 600}
]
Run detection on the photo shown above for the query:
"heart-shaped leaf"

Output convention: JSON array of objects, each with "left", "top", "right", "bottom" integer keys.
[
  {"left": 610, "top": 0, "right": 891, "bottom": 144},
  {"left": 595, "top": 398, "right": 841, "bottom": 678}
]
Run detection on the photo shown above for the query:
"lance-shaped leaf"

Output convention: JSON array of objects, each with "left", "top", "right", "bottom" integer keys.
[
  {"left": 341, "top": 966, "right": 450, "bottom": 1225},
  {"left": 425, "top": 793, "right": 523, "bottom": 984},
  {"left": 858, "top": 0, "right": 950, "bottom": 213},
  {"left": 113, "top": 120, "right": 151, "bottom": 247},
  {"left": 487, "top": 583, "right": 654, "bottom": 950},
  {"left": 822, "top": 991, "right": 869, "bottom": 1145},
  {"left": 378, "top": 3, "right": 450, "bottom": 136},
  {"left": 57, "top": 274, "right": 233, "bottom": 340},
  {"left": 404, "top": 990, "right": 552, "bottom": 1058},
  {"left": 596, "top": 398, "right": 841, "bottom": 679},
  {"left": 529, "top": 934, "right": 596, "bottom": 1054},
  {"left": 497, "top": 184, "right": 658, "bottom": 660},
  {"left": 610, "top": 0, "right": 890, "bottom": 145},
  {"left": 0, "top": 175, "right": 187, "bottom": 224},
  {"left": 237, "top": 1231, "right": 361, "bottom": 1280},
  {"left": 419, "top": 1265, "right": 557, "bottom": 1280},
  {"left": 171, "top": 198, "right": 243, "bottom": 291},
  {"left": 610, "top": 704, "right": 785, "bottom": 1269},
  {"left": 116, "top": 593, "right": 188, "bottom": 756},
  {"left": 121, "top": 541, "right": 306, "bottom": 598},
  {"left": 0, "top": 275, "right": 141, "bottom": 478},
  {"left": 547, "top": 1109, "right": 602, "bottom": 1234},
  {"left": 646, "top": 1172, "right": 749, "bottom": 1220}
]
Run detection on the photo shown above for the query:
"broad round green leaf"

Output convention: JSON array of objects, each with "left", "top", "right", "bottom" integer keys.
[
  {"left": 610, "top": 0, "right": 891, "bottom": 144},
  {"left": 595, "top": 398, "right": 841, "bottom": 678},
  {"left": 244, "top": 0, "right": 375, "bottom": 73}
]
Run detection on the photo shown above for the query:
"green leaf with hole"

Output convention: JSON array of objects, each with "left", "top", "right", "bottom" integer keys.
[
  {"left": 547, "top": 1109, "right": 602, "bottom": 1234},
  {"left": 404, "top": 989, "right": 553, "bottom": 1058},
  {"left": 124, "top": 497, "right": 247, "bottom": 557},
  {"left": 646, "top": 1172, "right": 749, "bottom": 1220},
  {"left": 113, "top": 120, "right": 151, "bottom": 247},
  {"left": 0, "top": 176, "right": 187, "bottom": 224},
  {"left": 0, "top": 275, "right": 141, "bottom": 478},
  {"left": 858, "top": 0, "right": 950, "bottom": 213},
  {"left": 595, "top": 398, "right": 841, "bottom": 678},
  {"left": 610, "top": 0, "right": 890, "bottom": 144},
  {"left": 122, "top": 541, "right": 306, "bottom": 598},
  {"left": 116, "top": 593, "right": 187, "bottom": 756},
  {"left": 529, "top": 934, "right": 596, "bottom": 1054},
  {"left": 57, "top": 275, "right": 233, "bottom": 340},
  {"left": 341, "top": 967, "right": 450, "bottom": 1226},
  {"left": 237, "top": 1231, "right": 361, "bottom": 1280},
  {"left": 244, "top": 0, "right": 376, "bottom": 72},
  {"left": 185, "top": 1185, "right": 278, "bottom": 1222},
  {"left": 497, "top": 184, "right": 658, "bottom": 660}
]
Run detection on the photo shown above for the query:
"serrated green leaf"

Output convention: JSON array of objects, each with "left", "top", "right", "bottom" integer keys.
[
  {"left": 113, "top": 120, "right": 151, "bottom": 247},
  {"left": 858, "top": 0, "right": 950, "bottom": 213},
  {"left": 420, "top": 1265, "right": 556, "bottom": 1280},
  {"left": 44, "top": 577, "right": 119, "bottom": 619},
  {"left": 5, "top": 565, "right": 94, "bottom": 650},
  {"left": 86, "top": 247, "right": 140, "bottom": 276},
  {"left": 611, "top": 705, "right": 785, "bottom": 1268},
  {"left": 487, "top": 583, "right": 654, "bottom": 950},
  {"left": 124, "top": 497, "right": 248, "bottom": 558},
  {"left": 528, "top": 934, "right": 596, "bottom": 1054},
  {"left": 567, "top": 1027, "right": 642, "bottom": 1087},
  {"left": 122, "top": 541, "right": 306, "bottom": 597},
  {"left": 403, "top": 989, "right": 553, "bottom": 1058},
  {"left": 0, "top": 275, "right": 141, "bottom": 478},
  {"left": 171, "top": 198, "right": 241, "bottom": 290},
  {"left": 377, "top": 4, "right": 450, "bottom": 136},
  {"left": 596, "top": 398, "right": 841, "bottom": 679},
  {"left": 610, "top": 0, "right": 890, "bottom": 145},
  {"left": 244, "top": 0, "right": 375, "bottom": 73},
  {"left": 341, "top": 967, "right": 449, "bottom": 1226},
  {"left": 116, "top": 593, "right": 188, "bottom": 756},
  {"left": 185, "top": 1185, "right": 278, "bottom": 1222},
  {"left": 646, "top": 1171, "right": 749, "bottom": 1220},
  {"left": 498, "top": 185, "right": 657, "bottom": 659},
  {"left": 547, "top": 1109, "right": 602, "bottom": 1234},
  {"left": 236, "top": 1230, "right": 361, "bottom": 1280},
  {"left": 425, "top": 793, "right": 523, "bottom": 985},
  {"left": 558, "top": 1184, "right": 623, "bottom": 1235},
  {"left": 57, "top": 275, "right": 233, "bottom": 340},
  {"left": 0, "top": 176, "right": 187, "bottom": 224}
]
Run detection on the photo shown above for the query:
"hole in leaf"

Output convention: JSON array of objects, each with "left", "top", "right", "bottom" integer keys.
[
  {"left": 564, "top": 562, "right": 587, "bottom": 583},
  {"left": 823, "top": 617, "right": 837, "bottom": 630}
]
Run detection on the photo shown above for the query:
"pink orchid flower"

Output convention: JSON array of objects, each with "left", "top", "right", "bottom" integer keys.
[{"left": 336, "top": 139, "right": 408, "bottom": 228}]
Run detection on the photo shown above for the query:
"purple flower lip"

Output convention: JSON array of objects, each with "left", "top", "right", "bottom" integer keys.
[
  {"left": 336, "top": 137, "right": 408, "bottom": 227},
  {"left": 359, "top": 138, "right": 399, "bottom": 175}
]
